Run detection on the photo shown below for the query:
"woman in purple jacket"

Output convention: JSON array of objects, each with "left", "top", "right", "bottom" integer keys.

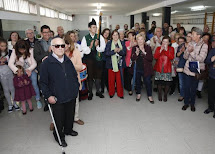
[{"left": 131, "top": 33, "right": 154, "bottom": 103}]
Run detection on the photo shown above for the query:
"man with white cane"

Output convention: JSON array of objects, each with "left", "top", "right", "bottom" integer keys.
[{"left": 40, "top": 38, "right": 79, "bottom": 148}]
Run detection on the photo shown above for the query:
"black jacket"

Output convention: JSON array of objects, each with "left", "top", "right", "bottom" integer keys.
[{"left": 40, "top": 54, "right": 79, "bottom": 104}]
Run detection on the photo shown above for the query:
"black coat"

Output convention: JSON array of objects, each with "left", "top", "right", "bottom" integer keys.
[{"left": 40, "top": 54, "right": 79, "bottom": 104}]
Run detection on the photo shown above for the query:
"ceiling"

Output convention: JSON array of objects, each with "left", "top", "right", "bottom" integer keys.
[
  {"left": 148, "top": 0, "right": 215, "bottom": 16},
  {"left": 30, "top": 0, "right": 215, "bottom": 16}
]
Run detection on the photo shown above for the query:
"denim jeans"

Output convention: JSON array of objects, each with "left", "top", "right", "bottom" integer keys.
[
  {"left": 135, "top": 70, "right": 152, "bottom": 96},
  {"left": 178, "top": 72, "right": 185, "bottom": 97},
  {"left": 184, "top": 74, "right": 198, "bottom": 105},
  {"left": 30, "top": 70, "right": 40, "bottom": 101}
]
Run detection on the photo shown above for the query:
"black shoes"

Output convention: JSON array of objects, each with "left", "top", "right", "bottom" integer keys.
[
  {"left": 182, "top": 105, "right": 189, "bottom": 110},
  {"left": 110, "top": 95, "right": 114, "bottom": 98},
  {"left": 88, "top": 93, "right": 93, "bottom": 100},
  {"left": 44, "top": 104, "right": 49, "bottom": 112},
  {"left": 96, "top": 92, "right": 104, "bottom": 98},
  {"left": 54, "top": 137, "right": 67, "bottom": 147},
  {"left": 196, "top": 90, "right": 202, "bottom": 98},
  {"left": 148, "top": 98, "right": 154, "bottom": 104},
  {"left": 191, "top": 105, "right": 196, "bottom": 112},
  {"left": 204, "top": 109, "right": 214, "bottom": 114},
  {"left": 65, "top": 130, "right": 78, "bottom": 136}
]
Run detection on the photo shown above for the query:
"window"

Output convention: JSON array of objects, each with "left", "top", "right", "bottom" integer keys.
[
  {"left": 3, "top": 0, "right": 19, "bottom": 12},
  {"left": 0, "top": 0, "right": 3, "bottom": 8},
  {"left": 68, "top": 16, "right": 73, "bottom": 21},
  {"left": 29, "top": 3, "right": 37, "bottom": 14},
  {"left": 45, "top": 8, "right": 51, "bottom": 17},
  {"left": 40, "top": 6, "right": 45, "bottom": 16},
  {"left": 59, "top": 13, "right": 67, "bottom": 20},
  {"left": 18, "top": 0, "right": 29, "bottom": 14},
  {"left": 54, "top": 11, "right": 58, "bottom": 18}
]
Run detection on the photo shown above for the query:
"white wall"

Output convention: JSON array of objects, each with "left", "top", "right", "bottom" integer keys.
[
  {"left": 0, "top": 10, "right": 73, "bottom": 35},
  {"left": 148, "top": 15, "right": 162, "bottom": 28}
]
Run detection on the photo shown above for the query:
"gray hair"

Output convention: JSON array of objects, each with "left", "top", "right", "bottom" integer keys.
[
  {"left": 25, "top": 28, "right": 34, "bottom": 35},
  {"left": 51, "top": 37, "right": 65, "bottom": 46},
  {"left": 118, "top": 29, "right": 124, "bottom": 33},
  {"left": 192, "top": 27, "right": 202, "bottom": 36}
]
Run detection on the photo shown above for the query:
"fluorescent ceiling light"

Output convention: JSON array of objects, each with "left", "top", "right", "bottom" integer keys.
[
  {"left": 96, "top": 9, "right": 100, "bottom": 15},
  {"left": 171, "top": 10, "right": 178, "bottom": 14},
  {"left": 190, "top": 5, "right": 206, "bottom": 11},
  {"left": 97, "top": 3, "right": 102, "bottom": 9},
  {"left": 153, "top": 13, "right": 161, "bottom": 16}
]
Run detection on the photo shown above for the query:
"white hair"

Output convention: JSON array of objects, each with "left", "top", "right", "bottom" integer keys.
[
  {"left": 25, "top": 28, "right": 34, "bottom": 35},
  {"left": 51, "top": 37, "right": 65, "bottom": 46},
  {"left": 118, "top": 29, "right": 124, "bottom": 33}
]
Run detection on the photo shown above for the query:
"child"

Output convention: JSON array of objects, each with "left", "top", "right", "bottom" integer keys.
[
  {"left": 0, "top": 38, "right": 20, "bottom": 113},
  {"left": 13, "top": 65, "right": 35, "bottom": 115}
]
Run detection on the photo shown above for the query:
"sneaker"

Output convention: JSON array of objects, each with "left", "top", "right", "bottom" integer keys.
[
  {"left": 37, "top": 101, "right": 42, "bottom": 109},
  {"left": 13, "top": 103, "right": 20, "bottom": 111},
  {"left": 8, "top": 106, "right": 13, "bottom": 113}
]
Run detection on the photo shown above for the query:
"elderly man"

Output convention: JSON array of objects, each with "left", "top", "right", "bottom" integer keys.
[
  {"left": 150, "top": 27, "right": 163, "bottom": 55},
  {"left": 40, "top": 37, "right": 79, "bottom": 147},
  {"left": 25, "top": 28, "right": 38, "bottom": 48},
  {"left": 56, "top": 26, "right": 65, "bottom": 38}
]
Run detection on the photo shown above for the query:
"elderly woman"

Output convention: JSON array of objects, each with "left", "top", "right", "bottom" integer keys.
[
  {"left": 8, "top": 39, "right": 42, "bottom": 109},
  {"left": 64, "top": 35, "right": 84, "bottom": 125},
  {"left": 101, "top": 28, "right": 111, "bottom": 93},
  {"left": 182, "top": 27, "right": 208, "bottom": 112},
  {"left": 154, "top": 36, "right": 175, "bottom": 102},
  {"left": 124, "top": 31, "right": 137, "bottom": 95},
  {"left": 131, "top": 34, "right": 154, "bottom": 103},
  {"left": 105, "top": 30, "right": 126, "bottom": 98}
]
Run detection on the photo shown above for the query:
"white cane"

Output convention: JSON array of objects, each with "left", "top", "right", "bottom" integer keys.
[{"left": 47, "top": 103, "right": 66, "bottom": 154}]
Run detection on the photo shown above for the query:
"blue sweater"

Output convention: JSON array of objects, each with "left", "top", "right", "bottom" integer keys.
[
  {"left": 40, "top": 55, "right": 79, "bottom": 103},
  {"left": 205, "top": 48, "right": 215, "bottom": 79},
  {"left": 177, "top": 44, "right": 186, "bottom": 69},
  {"left": 105, "top": 40, "right": 126, "bottom": 69}
]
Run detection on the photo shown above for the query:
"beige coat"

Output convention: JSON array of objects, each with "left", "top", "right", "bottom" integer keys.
[
  {"left": 8, "top": 48, "right": 37, "bottom": 74},
  {"left": 183, "top": 39, "right": 208, "bottom": 76},
  {"left": 70, "top": 48, "right": 83, "bottom": 90}
]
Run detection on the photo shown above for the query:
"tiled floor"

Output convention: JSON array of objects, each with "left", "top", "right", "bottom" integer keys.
[{"left": 0, "top": 90, "right": 215, "bottom": 154}]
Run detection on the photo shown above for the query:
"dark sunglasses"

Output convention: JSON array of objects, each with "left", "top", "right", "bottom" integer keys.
[{"left": 52, "top": 44, "right": 65, "bottom": 48}]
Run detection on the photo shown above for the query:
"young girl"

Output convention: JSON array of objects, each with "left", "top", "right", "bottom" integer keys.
[
  {"left": 13, "top": 65, "right": 35, "bottom": 115},
  {"left": 0, "top": 38, "right": 20, "bottom": 113}
]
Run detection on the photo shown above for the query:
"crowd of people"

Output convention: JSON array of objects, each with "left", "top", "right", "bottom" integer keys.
[{"left": 0, "top": 19, "right": 215, "bottom": 147}]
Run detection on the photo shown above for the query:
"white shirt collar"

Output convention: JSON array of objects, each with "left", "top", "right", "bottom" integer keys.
[{"left": 52, "top": 52, "right": 64, "bottom": 63}]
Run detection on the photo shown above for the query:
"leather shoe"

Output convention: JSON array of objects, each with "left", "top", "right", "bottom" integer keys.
[
  {"left": 191, "top": 105, "right": 195, "bottom": 112},
  {"left": 96, "top": 92, "right": 104, "bottom": 98},
  {"left": 204, "top": 109, "right": 214, "bottom": 114},
  {"left": 148, "top": 97, "right": 154, "bottom": 104},
  {"left": 75, "top": 119, "right": 84, "bottom": 125},
  {"left": 88, "top": 93, "right": 93, "bottom": 100},
  {"left": 65, "top": 130, "right": 78, "bottom": 136},
  {"left": 55, "top": 138, "right": 67, "bottom": 147},
  {"left": 213, "top": 113, "right": 215, "bottom": 118},
  {"left": 178, "top": 97, "right": 184, "bottom": 102},
  {"left": 182, "top": 105, "right": 189, "bottom": 110}
]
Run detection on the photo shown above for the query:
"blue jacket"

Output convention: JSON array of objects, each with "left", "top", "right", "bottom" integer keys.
[
  {"left": 105, "top": 40, "right": 126, "bottom": 69},
  {"left": 205, "top": 48, "right": 215, "bottom": 79},
  {"left": 177, "top": 44, "right": 186, "bottom": 69},
  {"left": 40, "top": 55, "right": 79, "bottom": 104}
]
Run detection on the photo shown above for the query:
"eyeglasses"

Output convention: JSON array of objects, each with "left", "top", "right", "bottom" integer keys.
[{"left": 52, "top": 44, "right": 65, "bottom": 48}]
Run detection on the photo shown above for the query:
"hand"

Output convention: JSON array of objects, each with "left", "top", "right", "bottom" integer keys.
[
  {"left": 211, "top": 56, "right": 215, "bottom": 62},
  {"left": 42, "top": 56, "right": 48, "bottom": 62},
  {"left": 94, "top": 40, "right": 99, "bottom": 47},
  {"left": 160, "top": 45, "right": 164, "bottom": 52},
  {"left": 48, "top": 46, "right": 52, "bottom": 52},
  {"left": 153, "top": 37, "right": 156, "bottom": 43},
  {"left": 0, "top": 57, "right": 7, "bottom": 65},
  {"left": 48, "top": 96, "right": 57, "bottom": 104},
  {"left": 114, "top": 48, "right": 120, "bottom": 53},
  {"left": 24, "top": 79, "right": 28, "bottom": 85},
  {"left": 25, "top": 70, "right": 32, "bottom": 77},
  {"left": 187, "top": 45, "right": 194, "bottom": 53},
  {"left": 136, "top": 47, "right": 140, "bottom": 56},
  {"left": 180, "top": 46, "right": 185, "bottom": 52},
  {"left": 89, "top": 40, "right": 95, "bottom": 49}
]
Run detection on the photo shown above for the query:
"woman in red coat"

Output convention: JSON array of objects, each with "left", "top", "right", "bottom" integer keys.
[{"left": 154, "top": 36, "right": 174, "bottom": 102}]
